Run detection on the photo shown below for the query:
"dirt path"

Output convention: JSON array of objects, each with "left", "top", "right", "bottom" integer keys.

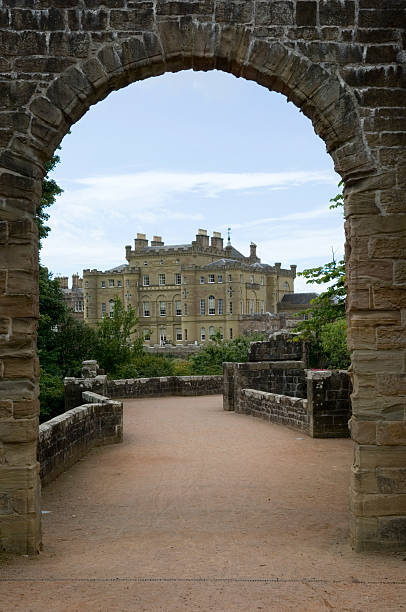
[{"left": 1, "top": 396, "right": 405, "bottom": 611}]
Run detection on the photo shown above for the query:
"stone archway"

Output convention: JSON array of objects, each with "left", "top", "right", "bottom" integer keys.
[{"left": 0, "top": 3, "right": 405, "bottom": 554}]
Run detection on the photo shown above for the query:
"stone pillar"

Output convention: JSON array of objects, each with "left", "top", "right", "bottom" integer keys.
[
  {"left": 347, "top": 180, "right": 406, "bottom": 551},
  {"left": 0, "top": 173, "right": 42, "bottom": 554}
]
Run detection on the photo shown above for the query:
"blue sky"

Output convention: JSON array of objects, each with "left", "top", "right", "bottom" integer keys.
[{"left": 42, "top": 69, "right": 344, "bottom": 293}]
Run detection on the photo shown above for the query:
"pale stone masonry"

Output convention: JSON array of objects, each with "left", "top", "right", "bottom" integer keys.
[
  {"left": 0, "top": 0, "right": 405, "bottom": 554},
  {"left": 83, "top": 229, "right": 297, "bottom": 344}
]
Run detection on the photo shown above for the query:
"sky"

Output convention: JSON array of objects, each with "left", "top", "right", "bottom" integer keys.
[{"left": 41, "top": 69, "right": 344, "bottom": 293}]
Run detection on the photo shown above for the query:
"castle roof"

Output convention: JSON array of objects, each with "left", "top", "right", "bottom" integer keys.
[{"left": 279, "top": 293, "right": 318, "bottom": 305}]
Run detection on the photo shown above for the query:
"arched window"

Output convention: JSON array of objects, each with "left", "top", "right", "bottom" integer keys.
[
  {"left": 209, "top": 326, "right": 215, "bottom": 339},
  {"left": 201, "top": 327, "right": 206, "bottom": 341},
  {"left": 208, "top": 295, "right": 215, "bottom": 315}
]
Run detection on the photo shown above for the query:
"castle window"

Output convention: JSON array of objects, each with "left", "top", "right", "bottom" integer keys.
[
  {"left": 209, "top": 326, "right": 215, "bottom": 339},
  {"left": 228, "top": 274, "right": 232, "bottom": 282},
  {"left": 208, "top": 274, "right": 215, "bottom": 283},
  {"left": 109, "top": 299, "right": 114, "bottom": 317},
  {"left": 249, "top": 299, "right": 255, "bottom": 314},
  {"left": 183, "top": 276, "right": 187, "bottom": 284},
  {"left": 230, "top": 328, "right": 233, "bottom": 339},
  {"left": 175, "top": 300, "right": 182, "bottom": 316},
  {"left": 183, "top": 289, "right": 187, "bottom": 299},
  {"left": 117, "top": 280, "right": 122, "bottom": 287},
  {"left": 108, "top": 279, "right": 114, "bottom": 288},
  {"left": 201, "top": 327, "right": 206, "bottom": 341},
  {"left": 159, "top": 273, "right": 166, "bottom": 285},
  {"left": 218, "top": 299, "right": 223, "bottom": 315},
  {"left": 143, "top": 302, "right": 150, "bottom": 317},
  {"left": 101, "top": 302, "right": 106, "bottom": 316},
  {"left": 200, "top": 299, "right": 205, "bottom": 315},
  {"left": 101, "top": 281, "right": 105, "bottom": 288},
  {"left": 175, "top": 273, "right": 181, "bottom": 285},
  {"left": 219, "top": 327, "right": 224, "bottom": 340},
  {"left": 85, "top": 281, "right": 88, "bottom": 288},
  {"left": 159, "top": 327, "right": 166, "bottom": 343},
  {"left": 229, "top": 301, "right": 233, "bottom": 314},
  {"left": 143, "top": 329, "right": 151, "bottom": 341},
  {"left": 159, "top": 301, "right": 166, "bottom": 316},
  {"left": 200, "top": 276, "right": 205, "bottom": 284},
  {"left": 250, "top": 275, "right": 254, "bottom": 284},
  {"left": 143, "top": 275, "right": 149, "bottom": 286},
  {"left": 176, "top": 328, "right": 182, "bottom": 341},
  {"left": 184, "top": 329, "right": 188, "bottom": 340},
  {"left": 184, "top": 303, "right": 188, "bottom": 315},
  {"left": 208, "top": 295, "right": 215, "bottom": 315},
  {"left": 284, "top": 281, "right": 289, "bottom": 289},
  {"left": 217, "top": 275, "right": 223, "bottom": 283},
  {"left": 143, "top": 261, "right": 147, "bottom": 266},
  {"left": 125, "top": 280, "right": 130, "bottom": 287},
  {"left": 260, "top": 276, "right": 264, "bottom": 286},
  {"left": 260, "top": 300, "right": 265, "bottom": 314}
]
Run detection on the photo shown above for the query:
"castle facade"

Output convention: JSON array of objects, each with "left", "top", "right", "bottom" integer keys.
[{"left": 83, "top": 229, "right": 297, "bottom": 345}]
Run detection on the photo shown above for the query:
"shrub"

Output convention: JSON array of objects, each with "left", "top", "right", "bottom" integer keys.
[
  {"left": 39, "top": 369, "right": 65, "bottom": 423},
  {"left": 111, "top": 354, "right": 175, "bottom": 379},
  {"left": 320, "top": 318, "right": 350, "bottom": 370},
  {"left": 172, "top": 359, "right": 194, "bottom": 376}
]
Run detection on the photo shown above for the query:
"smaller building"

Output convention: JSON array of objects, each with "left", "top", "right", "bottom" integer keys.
[
  {"left": 56, "top": 274, "right": 85, "bottom": 320},
  {"left": 238, "top": 293, "right": 318, "bottom": 336}
]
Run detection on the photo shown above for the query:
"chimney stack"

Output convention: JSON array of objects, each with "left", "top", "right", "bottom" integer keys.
[
  {"left": 151, "top": 235, "right": 164, "bottom": 247},
  {"left": 56, "top": 276, "right": 68, "bottom": 289},
  {"left": 134, "top": 232, "right": 148, "bottom": 251},
  {"left": 72, "top": 274, "right": 79, "bottom": 290},
  {"left": 211, "top": 231, "right": 223, "bottom": 250},
  {"left": 195, "top": 228, "right": 209, "bottom": 248}
]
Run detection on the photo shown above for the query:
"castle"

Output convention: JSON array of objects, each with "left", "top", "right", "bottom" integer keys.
[{"left": 82, "top": 229, "right": 313, "bottom": 345}]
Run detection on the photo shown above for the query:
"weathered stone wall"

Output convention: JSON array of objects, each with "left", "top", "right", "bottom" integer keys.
[
  {"left": 249, "top": 332, "right": 306, "bottom": 363},
  {"left": 241, "top": 388, "right": 309, "bottom": 432},
  {"left": 224, "top": 361, "right": 351, "bottom": 437},
  {"left": 223, "top": 361, "right": 307, "bottom": 412},
  {"left": 0, "top": 0, "right": 405, "bottom": 553},
  {"left": 38, "top": 393, "right": 123, "bottom": 486},
  {"left": 308, "top": 370, "right": 352, "bottom": 438},
  {"left": 64, "top": 374, "right": 222, "bottom": 410}
]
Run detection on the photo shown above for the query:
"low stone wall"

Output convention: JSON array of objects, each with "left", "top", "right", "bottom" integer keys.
[
  {"left": 223, "top": 361, "right": 307, "bottom": 412},
  {"left": 240, "top": 389, "right": 309, "bottom": 432},
  {"left": 64, "top": 374, "right": 223, "bottom": 410},
  {"left": 308, "top": 370, "right": 352, "bottom": 438},
  {"left": 144, "top": 344, "right": 202, "bottom": 358},
  {"left": 107, "top": 375, "right": 222, "bottom": 399},
  {"left": 249, "top": 332, "right": 306, "bottom": 364},
  {"left": 224, "top": 360, "right": 352, "bottom": 438},
  {"left": 38, "top": 393, "right": 123, "bottom": 486}
]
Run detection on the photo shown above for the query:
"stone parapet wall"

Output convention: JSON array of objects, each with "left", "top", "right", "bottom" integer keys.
[
  {"left": 223, "top": 361, "right": 307, "bottom": 412},
  {"left": 107, "top": 375, "right": 222, "bottom": 399},
  {"left": 224, "top": 360, "right": 351, "bottom": 438},
  {"left": 241, "top": 389, "right": 309, "bottom": 433},
  {"left": 38, "top": 394, "right": 122, "bottom": 486},
  {"left": 64, "top": 375, "right": 222, "bottom": 409},
  {"left": 249, "top": 332, "right": 306, "bottom": 364},
  {"left": 308, "top": 370, "right": 352, "bottom": 438}
]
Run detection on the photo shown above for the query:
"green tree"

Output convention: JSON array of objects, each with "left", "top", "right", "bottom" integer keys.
[
  {"left": 189, "top": 331, "right": 265, "bottom": 375},
  {"left": 36, "top": 152, "right": 63, "bottom": 249},
  {"left": 94, "top": 297, "right": 143, "bottom": 375},
  {"left": 293, "top": 182, "right": 347, "bottom": 367},
  {"left": 320, "top": 318, "right": 350, "bottom": 370}
]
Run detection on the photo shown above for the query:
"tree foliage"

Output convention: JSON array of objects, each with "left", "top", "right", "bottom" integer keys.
[
  {"left": 293, "top": 182, "right": 348, "bottom": 368},
  {"left": 93, "top": 297, "right": 143, "bottom": 375},
  {"left": 36, "top": 152, "right": 63, "bottom": 249},
  {"left": 189, "top": 331, "right": 265, "bottom": 375}
]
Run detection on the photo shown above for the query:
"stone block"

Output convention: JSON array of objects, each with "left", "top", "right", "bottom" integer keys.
[
  {"left": 377, "top": 468, "right": 406, "bottom": 494},
  {"left": 394, "top": 261, "right": 406, "bottom": 286},
  {"left": 0, "top": 418, "right": 38, "bottom": 444},
  {"left": 373, "top": 287, "right": 406, "bottom": 310},
  {"left": 377, "top": 422, "right": 406, "bottom": 446},
  {"left": 351, "top": 490, "right": 406, "bottom": 517},
  {"left": 319, "top": 0, "right": 355, "bottom": 26},
  {"left": 349, "top": 418, "right": 376, "bottom": 444},
  {"left": 296, "top": 1, "right": 317, "bottom": 26},
  {"left": 215, "top": 2, "right": 253, "bottom": 24},
  {"left": 109, "top": 5, "right": 153, "bottom": 31}
]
